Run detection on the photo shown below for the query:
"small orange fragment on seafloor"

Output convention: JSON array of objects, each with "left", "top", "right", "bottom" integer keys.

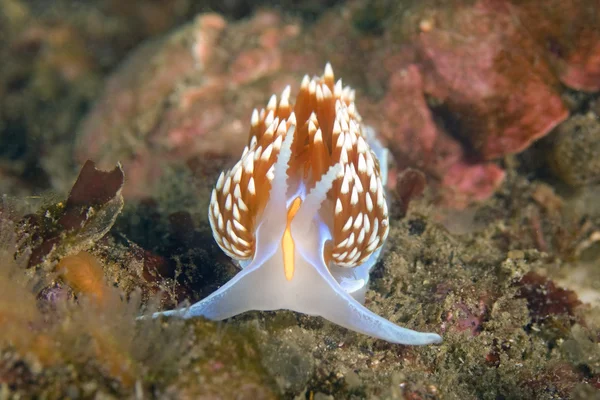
[{"left": 56, "top": 251, "right": 107, "bottom": 305}]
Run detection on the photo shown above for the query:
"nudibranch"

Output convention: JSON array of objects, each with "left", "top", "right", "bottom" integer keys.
[{"left": 155, "top": 64, "right": 442, "bottom": 345}]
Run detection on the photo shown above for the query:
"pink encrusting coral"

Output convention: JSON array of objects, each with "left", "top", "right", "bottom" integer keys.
[
  {"left": 413, "top": 0, "right": 569, "bottom": 160},
  {"left": 363, "top": 65, "right": 507, "bottom": 208},
  {"left": 511, "top": 0, "right": 600, "bottom": 92},
  {"left": 366, "top": 0, "right": 586, "bottom": 207}
]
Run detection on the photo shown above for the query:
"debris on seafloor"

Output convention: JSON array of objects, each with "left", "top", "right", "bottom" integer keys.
[
  {"left": 55, "top": 251, "right": 110, "bottom": 307},
  {"left": 7, "top": 160, "right": 190, "bottom": 309},
  {"left": 393, "top": 168, "right": 427, "bottom": 219},
  {"left": 16, "top": 159, "right": 125, "bottom": 270}
]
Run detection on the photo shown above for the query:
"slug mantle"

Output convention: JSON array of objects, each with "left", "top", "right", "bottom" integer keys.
[{"left": 154, "top": 64, "right": 442, "bottom": 345}]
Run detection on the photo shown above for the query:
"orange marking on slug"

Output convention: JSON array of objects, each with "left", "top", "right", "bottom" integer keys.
[{"left": 282, "top": 197, "right": 302, "bottom": 281}]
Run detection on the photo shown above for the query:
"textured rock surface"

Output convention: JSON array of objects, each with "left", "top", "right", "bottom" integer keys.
[
  {"left": 76, "top": 12, "right": 306, "bottom": 199},
  {"left": 412, "top": 0, "right": 569, "bottom": 160},
  {"left": 547, "top": 113, "right": 600, "bottom": 186},
  {"left": 512, "top": 0, "right": 600, "bottom": 92}
]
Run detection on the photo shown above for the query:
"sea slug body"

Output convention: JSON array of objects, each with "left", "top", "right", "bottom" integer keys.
[{"left": 154, "top": 64, "right": 442, "bottom": 345}]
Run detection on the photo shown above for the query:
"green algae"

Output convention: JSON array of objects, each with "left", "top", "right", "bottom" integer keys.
[{"left": 0, "top": 211, "right": 278, "bottom": 399}]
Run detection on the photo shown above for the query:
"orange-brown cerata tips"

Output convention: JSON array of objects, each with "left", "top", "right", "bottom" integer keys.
[{"left": 208, "top": 63, "right": 389, "bottom": 267}]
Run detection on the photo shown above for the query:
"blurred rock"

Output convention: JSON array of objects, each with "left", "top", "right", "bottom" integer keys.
[
  {"left": 512, "top": 0, "right": 600, "bottom": 92},
  {"left": 367, "top": 65, "right": 506, "bottom": 208},
  {"left": 547, "top": 113, "right": 600, "bottom": 186},
  {"left": 370, "top": 65, "right": 462, "bottom": 177},
  {"left": 409, "top": 0, "right": 569, "bottom": 160},
  {"left": 76, "top": 11, "right": 305, "bottom": 199},
  {"left": 0, "top": 0, "right": 192, "bottom": 197}
]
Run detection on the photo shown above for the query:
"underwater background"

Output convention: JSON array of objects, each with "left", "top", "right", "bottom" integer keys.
[{"left": 1, "top": 0, "right": 600, "bottom": 398}]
